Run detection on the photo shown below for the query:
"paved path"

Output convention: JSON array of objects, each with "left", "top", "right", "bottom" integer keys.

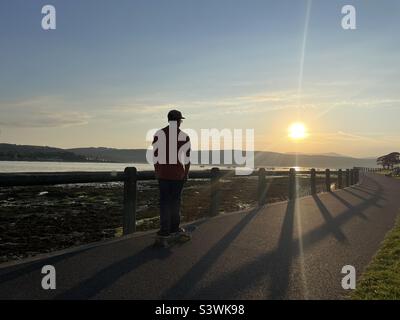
[{"left": 1, "top": 173, "right": 400, "bottom": 300}]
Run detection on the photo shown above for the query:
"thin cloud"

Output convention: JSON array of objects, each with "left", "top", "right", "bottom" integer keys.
[
  {"left": 0, "top": 96, "right": 90, "bottom": 128},
  {"left": 104, "top": 90, "right": 303, "bottom": 119},
  {"left": 312, "top": 131, "right": 397, "bottom": 145}
]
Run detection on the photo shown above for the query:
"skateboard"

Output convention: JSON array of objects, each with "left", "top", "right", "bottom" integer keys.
[{"left": 154, "top": 225, "right": 196, "bottom": 248}]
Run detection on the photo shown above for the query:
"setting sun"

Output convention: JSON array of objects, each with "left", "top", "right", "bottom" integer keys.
[{"left": 288, "top": 122, "right": 308, "bottom": 140}]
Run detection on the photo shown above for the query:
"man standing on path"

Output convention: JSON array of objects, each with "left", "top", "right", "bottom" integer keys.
[{"left": 152, "top": 110, "right": 191, "bottom": 238}]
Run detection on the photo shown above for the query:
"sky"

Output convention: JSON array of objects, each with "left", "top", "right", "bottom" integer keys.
[{"left": 0, "top": 0, "right": 399, "bottom": 158}]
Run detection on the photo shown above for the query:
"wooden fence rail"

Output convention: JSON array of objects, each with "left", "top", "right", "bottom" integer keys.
[{"left": 0, "top": 167, "right": 361, "bottom": 235}]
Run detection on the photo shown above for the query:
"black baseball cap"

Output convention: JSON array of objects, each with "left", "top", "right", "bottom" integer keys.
[{"left": 167, "top": 109, "right": 185, "bottom": 121}]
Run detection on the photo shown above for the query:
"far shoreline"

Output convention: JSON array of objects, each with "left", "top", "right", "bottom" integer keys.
[{"left": 0, "top": 159, "right": 120, "bottom": 164}]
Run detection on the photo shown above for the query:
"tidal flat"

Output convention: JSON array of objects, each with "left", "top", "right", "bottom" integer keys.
[{"left": 0, "top": 176, "right": 330, "bottom": 263}]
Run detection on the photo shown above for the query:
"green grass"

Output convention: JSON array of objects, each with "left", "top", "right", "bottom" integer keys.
[
  {"left": 351, "top": 214, "right": 400, "bottom": 300},
  {"left": 375, "top": 169, "right": 400, "bottom": 179},
  {"left": 376, "top": 169, "right": 390, "bottom": 175}
]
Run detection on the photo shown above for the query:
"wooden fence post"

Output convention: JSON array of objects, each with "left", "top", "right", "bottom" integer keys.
[
  {"left": 257, "top": 168, "right": 267, "bottom": 206},
  {"left": 350, "top": 169, "right": 354, "bottom": 185},
  {"left": 210, "top": 167, "right": 220, "bottom": 216},
  {"left": 123, "top": 167, "right": 137, "bottom": 235},
  {"left": 338, "top": 169, "right": 343, "bottom": 189},
  {"left": 325, "top": 169, "right": 331, "bottom": 192},
  {"left": 289, "top": 168, "right": 296, "bottom": 200},
  {"left": 310, "top": 168, "right": 316, "bottom": 195},
  {"left": 346, "top": 169, "right": 350, "bottom": 187}
]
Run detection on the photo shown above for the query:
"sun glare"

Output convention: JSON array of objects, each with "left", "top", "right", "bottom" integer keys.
[{"left": 288, "top": 122, "right": 308, "bottom": 140}]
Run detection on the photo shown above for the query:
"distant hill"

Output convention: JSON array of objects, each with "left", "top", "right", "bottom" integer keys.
[
  {"left": 69, "top": 147, "right": 378, "bottom": 169},
  {"left": 68, "top": 147, "right": 148, "bottom": 163},
  {"left": 0, "top": 144, "right": 87, "bottom": 162},
  {"left": 0, "top": 144, "right": 378, "bottom": 168},
  {"left": 253, "top": 151, "right": 377, "bottom": 169},
  {"left": 285, "top": 152, "right": 347, "bottom": 157}
]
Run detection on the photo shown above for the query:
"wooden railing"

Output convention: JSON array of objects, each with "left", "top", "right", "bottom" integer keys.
[{"left": 0, "top": 167, "right": 361, "bottom": 235}]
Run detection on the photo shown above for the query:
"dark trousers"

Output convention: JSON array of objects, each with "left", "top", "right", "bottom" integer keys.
[{"left": 158, "top": 179, "right": 184, "bottom": 235}]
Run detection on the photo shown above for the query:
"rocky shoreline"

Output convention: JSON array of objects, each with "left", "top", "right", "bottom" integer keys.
[{"left": 0, "top": 176, "right": 330, "bottom": 263}]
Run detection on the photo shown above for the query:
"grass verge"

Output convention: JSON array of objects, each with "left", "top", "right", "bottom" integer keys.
[
  {"left": 351, "top": 213, "right": 400, "bottom": 300},
  {"left": 376, "top": 169, "right": 400, "bottom": 179}
]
